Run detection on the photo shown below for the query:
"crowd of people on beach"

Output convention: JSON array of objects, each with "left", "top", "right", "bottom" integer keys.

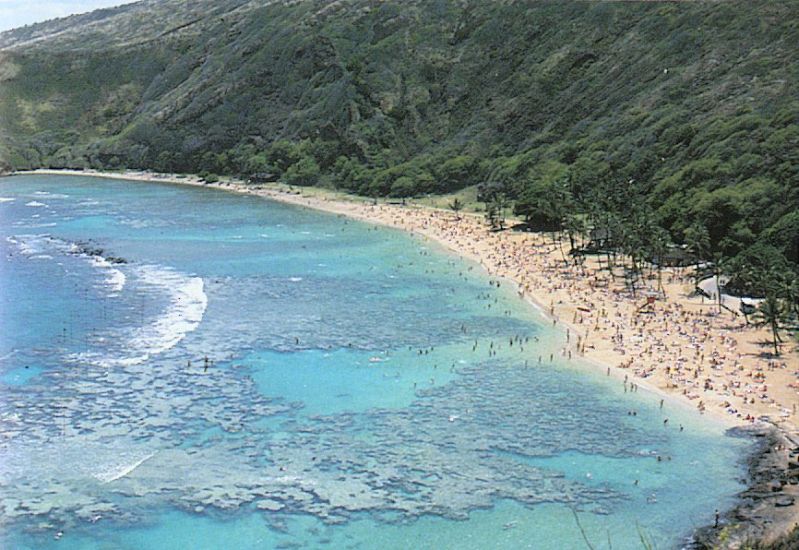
[
  {"left": 335, "top": 200, "right": 799, "bottom": 427},
  {"left": 214, "top": 176, "right": 799, "bottom": 427}
]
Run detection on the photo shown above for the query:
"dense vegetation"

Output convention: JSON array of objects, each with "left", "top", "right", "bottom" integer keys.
[{"left": 0, "top": 0, "right": 797, "bottom": 336}]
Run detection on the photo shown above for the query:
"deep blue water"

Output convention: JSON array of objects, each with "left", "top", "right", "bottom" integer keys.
[{"left": 0, "top": 175, "right": 749, "bottom": 549}]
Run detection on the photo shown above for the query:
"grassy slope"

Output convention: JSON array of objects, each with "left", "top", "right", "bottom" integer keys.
[{"left": 0, "top": 0, "right": 797, "bottom": 243}]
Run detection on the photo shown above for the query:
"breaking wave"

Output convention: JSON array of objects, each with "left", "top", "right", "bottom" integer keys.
[
  {"left": 7, "top": 234, "right": 207, "bottom": 368},
  {"left": 7, "top": 234, "right": 126, "bottom": 294},
  {"left": 130, "top": 265, "right": 208, "bottom": 358},
  {"left": 89, "top": 255, "right": 126, "bottom": 295},
  {"left": 72, "top": 265, "right": 208, "bottom": 368}
]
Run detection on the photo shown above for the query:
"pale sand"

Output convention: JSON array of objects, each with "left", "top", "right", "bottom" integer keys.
[{"left": 15, "top": 168, "right": 799, "bottom": 540}]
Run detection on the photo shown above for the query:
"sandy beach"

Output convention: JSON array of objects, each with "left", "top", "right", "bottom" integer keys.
[{"left": 14, "top": 168, "right": 799, "bottom": 542}]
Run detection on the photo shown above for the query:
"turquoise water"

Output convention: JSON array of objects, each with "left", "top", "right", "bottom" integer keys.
[{"left": 0, "top": 175, "right": 749, "bottom": 549}]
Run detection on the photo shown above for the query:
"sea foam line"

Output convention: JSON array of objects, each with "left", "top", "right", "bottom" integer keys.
[
  {"left": 93, "top": 452, "right": 156, "bottom": 483},
  {"left": 7, "top": 234, "right": 128, "bottom": 294},
  {"left": 72, "top": 265, "right": 207, "bottom": 368},
  {"left": 90, "top": 255, "right": 127, "bottom": 294},
  {"left": 131, "top": 265, "right": 208, "bottom": 357}
]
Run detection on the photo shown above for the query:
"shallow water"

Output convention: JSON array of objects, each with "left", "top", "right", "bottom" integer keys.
[{"left": 0, "top": 175, "right": 749, "bottom": 549}]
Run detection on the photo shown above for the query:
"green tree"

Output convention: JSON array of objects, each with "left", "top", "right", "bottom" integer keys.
[
  {"left": 484, "top": 193, "right": 508, "bottom": 230},
  {"left": 684, "top": 222, "right": 711, "bottom": 278},
  {"left": 781, "top": 275, "right": 799, "bottom": 319},
  {"left": 649, "top": 227, "right": 671, "bottom": 294},
  {"left": 514, "top": 178, "right": 565, "bottom": 229},
  {"left": 267, "top": 140, "right": 303, "bottom": 173},
  {"left": 754, "top": 291, "right": 787, "bottom": 356},
  {"left": 763, "top": 211, "right": 799, "bottom": 266},
  {"left": 493, "top": 193, "right": 509, "bottom": 230},
  {"left": 390, "top": 176, "right": 417, "bottom": 198},
  {"left": 726, "top": 242, "right": 793, "bottom": 297},
  {"left": 449, "top": 197, "right": 464, "bottom": 220},
  {"left": 284, "top": 156, "right": 320, "bottom": 186},
  {"left": 711, "top": 252, "right": 728, "bottom": 313},
  {"left": 437, "top": 155, "right": 477, "bottom": 192},
  {"left": 563, "top": 213, "right": 588, "bottom": 256}
]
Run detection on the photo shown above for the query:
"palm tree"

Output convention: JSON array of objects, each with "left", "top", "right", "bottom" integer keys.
[
  {"left": 711, "top": 252, "right": 729, "bottom": 313},
  {"left": 622, "top": 223, "right": 645, "bottom": 297},
  {"left": 484, "top": 202, "right": 497, "bottom": 229},
  {"left": 650, "top": 227, "right": 670, "bottom": 295},
  {"left": 563, "top": 213, "right": 587, "bottom": 257},
  {"left": 449, "top": 198, "right": 464, "bottom": 220},
  {"left": 754, "top": 292, "right": 787, "bottom": 356},
  {"left": 684, "top": 223, "right": 711, "bottom": 279},
  {"left": 780, "top": 274, "right": 799, "bottom": 319},
  {"left": 485, "top": 200, "right": 504, "bottom": 230},
  {"left": 489, "top": 193, "right": 509, "bottom": 230}
]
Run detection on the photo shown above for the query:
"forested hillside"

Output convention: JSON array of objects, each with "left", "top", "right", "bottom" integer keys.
[{"left": 1, "top": 0, "right": 797, "bottom": 297}]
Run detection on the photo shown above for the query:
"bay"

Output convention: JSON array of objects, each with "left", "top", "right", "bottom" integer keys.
[{"left": 0, "top": 175, "right": 749, "bottom": 549}]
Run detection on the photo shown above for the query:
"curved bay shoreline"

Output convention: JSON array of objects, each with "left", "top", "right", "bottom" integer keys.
[{"left": 8, "top": 168, "right": 799, "bottom": 547}]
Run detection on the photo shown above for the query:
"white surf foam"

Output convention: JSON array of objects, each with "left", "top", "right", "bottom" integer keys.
[
  {"left": 8, "top": 235, "right": 127, "bottom": 294},
  {"left": 0, "top": 440, "right": 157, "bottom": 488},
  {"left": 131, "top": 265, "right": 208, "bottom": 357},
  {"left": 9, "top": 235, "right": 205, "bottom": 368},
  {"left": 0, "top": 197, "right": 14, "bottom": 203},
  {"left": 90, "top": 256, "right": 127, "bottom": 294},
  {"left": 24, "top": 201, "right": 48, "bottom": 207},
  {"left": 33, "top": 191, "right": 68, "bottom": 199},
  {"left": 93, "top": 452, "right": 156, "bottom": 483},
  {"left": 72, "top": 265, "right": 207, "bottom": 368},
  {"left": 7, "top": 234, "right": 51, "bottom": 256}
]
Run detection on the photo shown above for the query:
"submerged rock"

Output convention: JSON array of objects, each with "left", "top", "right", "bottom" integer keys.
[{"left": 256, "top": 499, "right": 284, "bottom": 512}]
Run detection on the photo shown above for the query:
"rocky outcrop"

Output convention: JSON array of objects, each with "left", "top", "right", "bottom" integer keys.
[{"left": 692, "top": 422, "right": 799, "bottom": 549}]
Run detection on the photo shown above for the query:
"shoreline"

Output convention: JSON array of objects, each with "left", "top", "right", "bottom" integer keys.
[
  {"left": 9, "top": 167, "right": 799, "bottom": 544},
  {"left": 6, "top": 170, "right": 724, "bottom": 424}
]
